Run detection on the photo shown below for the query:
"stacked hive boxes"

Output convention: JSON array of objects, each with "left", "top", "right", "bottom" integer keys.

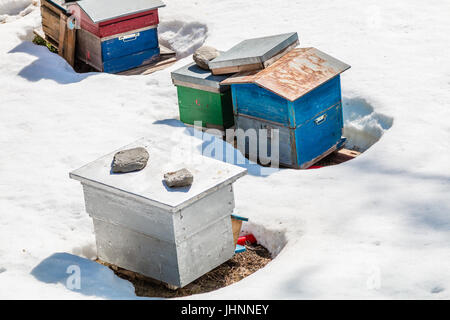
[
  {"left": 171, "top": 33, "right": 299, "bottom": 130},
  {"left": 70, "top": 138, "right": 247, "bottom": 288},
  {"left": 222, "top": 48, "right": 350, "bottom": 168},
  {"left": 173, "top": 32, "right": 351, "bottom": 168},
  {"left": 68, "top": 0, "right": 165, "bottom": 73}
]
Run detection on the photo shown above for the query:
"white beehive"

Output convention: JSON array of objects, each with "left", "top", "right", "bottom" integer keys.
[{"left": 69, "top": 137, "right": 247, "bottom": 288}]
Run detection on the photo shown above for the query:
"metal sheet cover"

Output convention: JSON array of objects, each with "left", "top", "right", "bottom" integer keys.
[
  {"left": 171, "top": 62, "right": 231, "bottom": 90},
  {"left": 209, "top": 32, "right": 299, "bottom": 69},
  {"left": 69, "top": 137, "right": 247, "bottom": 211},
  {"left": 77, "top": 0, "right": 166, "bottom": 23},
  {"left": 222, "top": 47, "right": 351, "bottom": 101}
]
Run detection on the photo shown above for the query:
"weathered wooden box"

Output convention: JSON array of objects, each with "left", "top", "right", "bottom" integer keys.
[
  {"left": 222, "top": 47, "right": 351, "bottom": 168},
  {"left": 209, "top": 32, "right": 299, "bottom": 75},
  {"left": 171, "top": 62, "right": 235, "bottom": 129},
  {"left": 69, "top": 138, "right": 247, "bottom": 288}
]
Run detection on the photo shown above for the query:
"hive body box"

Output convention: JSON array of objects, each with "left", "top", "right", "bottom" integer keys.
[
  {"left": 209, "top": 32, "right": 299, "bottom": 75},
  {"left": 69, "top": 138, "right": 247, "bottom": 288},
  {"left": 171, "top": 62, "right": 235, "bottom": 129},
  {"left": 69, "top": 0, "right": 165, "bottom": 73},
  {"left": 76, "top": 26, "right": 160, "bottom": 73},
  {"left": 222, "top": 48, "right": 351, "bottom": 168}
]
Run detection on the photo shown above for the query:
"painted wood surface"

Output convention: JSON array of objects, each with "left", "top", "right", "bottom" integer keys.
[
  {"left": 103, "top": 47, "right": 160, "bottom": 73},
  {"left": 292, "top": 76, "right": 342, "bottom": 126},
  {"left": 82, "top": 183, "right": 235, "bottom": 288},
  {"left": 234, "top": 115, "right": 296, "bottom": 167},
  {"left": 231, "top": 83, "right": 289, "bottom": 126},
  {"left": 70, "top": 5, "right": 160, "bottom": 38},
  {"left": 231, "top": 76, "right": 345, "bottom": 168},
  {"left": 69, "top": 138, "right": 247, "bottom": 212},
  {"left": 176, "top": 86, "right": 234, "bottom": 129},
  {"left": 101, "top": 27, "right": 158, "bottom": 61},
  {"left": 76, "top": 27, "right": 160, "bottom": 73},
  {"left": 76, "top": 28, "right": 103, "bottom": 71},
  {"left": 294, "top": 103, "right": 343, "bottom": 167},
  {"left": 73, "top": 0, "right": 164, "bottom": 24}
]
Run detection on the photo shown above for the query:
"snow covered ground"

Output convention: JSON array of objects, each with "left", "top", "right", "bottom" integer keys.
[{"left": 0, "top": 0, "right": 449, "bottom": 299}]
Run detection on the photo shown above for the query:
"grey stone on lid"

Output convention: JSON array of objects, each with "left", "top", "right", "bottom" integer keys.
[
  {"left": 111, "top": 147, "right": 149, "bottom": 173},
  {"left": 209, "top": 32, "right": 299, "bottom": 70},
  {"left": 69, "top": 138, "right": 247, "bottom": 212},
  {"left": 163, "top": 168, "right": 194, "bottom": 188},
  {"left": 171, "top": 62, "right": 232, "bottom": 92},
  {"left": 193, "top": 46, "right": 220, "bottom": 70}
]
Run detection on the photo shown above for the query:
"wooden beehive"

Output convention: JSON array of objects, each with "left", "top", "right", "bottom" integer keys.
[
  {"left": 37, "top": 0, "right": 76, "bottom": 67},
  {"left": 222, "top": 47, "right": 351, "bottom": 169},
  {"left": 68, "top": 0, "right": 165, "bottom": 73},
  {"left": 69, "top": 138, "right": 247, "bottom": 288},
  {"left": 171, "top": 62, "right": 235, "bottom": 129}
]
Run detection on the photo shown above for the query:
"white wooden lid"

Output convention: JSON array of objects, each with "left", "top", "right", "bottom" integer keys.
[{"left": 70, "top": 137, "right": 247, "bottom": 212}]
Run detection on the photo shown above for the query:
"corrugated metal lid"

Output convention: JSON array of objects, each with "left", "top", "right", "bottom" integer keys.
[
  {"left": 209, "top": 32, "right": 299, "bottom": 70},
  {"left": 69, "top": 137, "right": 247, "bottom": 212},
  {"left": 171, "top": 62, "right": 231, "bottom": 92},
  {"left": 221, "top": 47, "right": 351, "bottom": 102},
  {"left": 76, "top": 0, "right": 165, "bottom": 23}
]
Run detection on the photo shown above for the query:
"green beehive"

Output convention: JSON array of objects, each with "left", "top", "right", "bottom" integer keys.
[{"left": 171, "top": 62, "right": 234, "bottom": 129}]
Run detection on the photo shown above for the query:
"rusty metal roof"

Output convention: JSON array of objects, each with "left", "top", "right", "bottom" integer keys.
[{"left": 221, "top": 47, "right": 350, "bottom": 102}]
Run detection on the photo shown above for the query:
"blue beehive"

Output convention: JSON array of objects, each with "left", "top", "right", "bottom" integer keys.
[{"left": 221, "top": 47, "right": 350, "bottom": 169}]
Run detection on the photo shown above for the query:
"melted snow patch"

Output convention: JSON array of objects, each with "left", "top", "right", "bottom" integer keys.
[
  {"left": 158, "top": 19, "right": 208, "bottom": 58},
  {"left": 240, "top": 222, "right": 287, "bottom": 258},
  {"left": 342, "top": 97, "right": 393, "bottom": 152}
]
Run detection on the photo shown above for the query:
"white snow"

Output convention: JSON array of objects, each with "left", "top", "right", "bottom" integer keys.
[{"left": 0, "top": 0, "right": 450, "bottom": 299}]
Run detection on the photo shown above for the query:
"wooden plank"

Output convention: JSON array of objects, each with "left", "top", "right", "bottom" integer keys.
[
  {"left": 172, "top": 79, "right": 221, "bottom": 94},
  {"left": 117, "top": 55, "right": 175, "bottom": 75},
  {"left": 231, "top": 217, "right": 243, "bottom": 247},
  {"left": 331, "top": 148, "right": 361, "bottom": 163},
  {"left": 58, "top": 13, "right": 66, "bottom": 54},
  {"left": 211, "top": 62, "right": 263, "bottom": 76},
  {"left": 41, "top": 0, "right": 67, "bottom": 16},
  {"left": 160, "top": 45, "right": 176, "bottom": 56},
  {"left": 65, "top": 27, "right": 76, "bottom": 67},
  {"left": 33, "top": 27, "right": 59, "bottom": 50},
  {"left": 76, "top": 28, "right": 103, "bottom": 71},
  {"left": 103, "top": 47, "right": 160, "bottom": 73},
  {"left": 41, "top": 6, "right": 61, "bottom": 42}
]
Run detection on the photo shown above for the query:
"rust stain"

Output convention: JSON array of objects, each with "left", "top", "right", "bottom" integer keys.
[{"left": 222, "top": 48, "right": 350, "bottom": 101}]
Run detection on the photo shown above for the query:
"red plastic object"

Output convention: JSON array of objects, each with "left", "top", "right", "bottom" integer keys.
[
  {"left": 237, "top": 234, "right": 257, "bottom": 245},
  {"left": 308, "top": 165, "right": 322, "bottom": 169}
]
